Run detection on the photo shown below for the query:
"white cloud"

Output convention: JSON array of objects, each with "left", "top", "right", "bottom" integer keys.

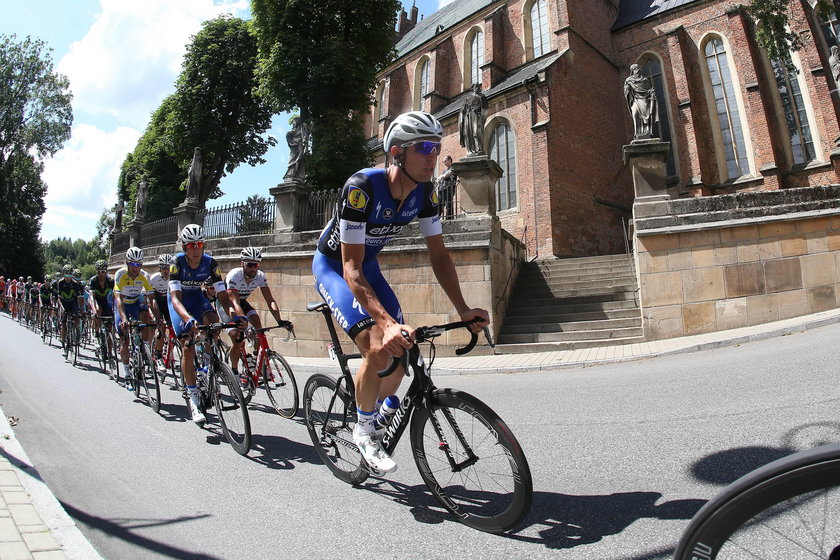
[
  {"left": 41, "top": 123, "right": 141, "bottom": 236},
  {"left": 58, "top": 0, "right": 249, "bottom": 128}
]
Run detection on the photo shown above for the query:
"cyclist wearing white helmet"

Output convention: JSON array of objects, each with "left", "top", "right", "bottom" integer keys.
[
  {"left": 168, "top": 224, "right": 240, "bottom": 426},
  {"left": 225, "top": 247, "right": 292, "bottom": 382},
  {"left": 150, "top": 253, "right": 175, "bottom": 362},
  {"left": 312, "top": 111, "right": 489, "bottom": 474},
  {"left": 113, "top": 247, "right": 161, "bottom": 387}
]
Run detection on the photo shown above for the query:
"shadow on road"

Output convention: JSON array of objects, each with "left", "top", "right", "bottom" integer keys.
[
  {"left": 61, "top": 501, "right": 224, "bottom": 560},
  {"left": 362, "top": 478, "right": 704, "bottom": 550}
]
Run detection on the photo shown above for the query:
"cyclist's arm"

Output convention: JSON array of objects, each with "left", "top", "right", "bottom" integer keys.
[
  {"left": 168, "top": 289, "right": 193, "bottom": 324},
  {"left": 425, "top": 234, "right": 489, "bottom": 330},
  {"left": 113, "top": 291, "right": 127, "bottom": 324},
  {"left": 259, "top": 286, "right": 284, "bottom": 324},
  {"left": 226, "top": 288, "right": 245, "bottom": 318},
  {"left": 215, "top": 289, "right": 240, "bottom": 325}
]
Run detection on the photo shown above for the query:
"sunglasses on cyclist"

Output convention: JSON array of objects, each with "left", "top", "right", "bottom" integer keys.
[
  {"left": 127, "top": 262, "right": 142, "bottom": 268},
  {"left": 401, "top": 140, "right": 441, "bottom": 155},
  {"left": 185, "top": 241, "right": 205, "bottom": 250},
  {"left": 244, "top": 262, "right": 260, "bottom": 268}
]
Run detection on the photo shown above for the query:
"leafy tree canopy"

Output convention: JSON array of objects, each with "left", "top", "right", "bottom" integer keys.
[
  {"left": 748, "top": 0, "right": 839, "bottom": 66},
  {"left": 251, "top": 0, "right": 401, "bottom": 190},
  {"left": 0, "top": 34, "right": 72, "bottom": 278}
]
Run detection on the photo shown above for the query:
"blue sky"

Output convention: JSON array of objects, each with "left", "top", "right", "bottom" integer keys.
[{"left": 2, "top": 0, "right": 445, "bottom": 242}]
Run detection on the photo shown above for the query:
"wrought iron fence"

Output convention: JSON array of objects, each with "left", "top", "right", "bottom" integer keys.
[
  {"left": 198, "top": 198, "right": 276, "bottom": 240},
  {"left": 112, "top": 232, "right": 129, "bottom": 254},
  {"left": 140, "top": 215, "right": 178, "bottom": 247},
  {"left": 297, "top": 189, "right": 339, "bottom": 231}
]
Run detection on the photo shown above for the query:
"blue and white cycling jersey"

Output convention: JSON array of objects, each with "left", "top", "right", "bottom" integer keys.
[
  {"left": 167, "top": 253, "right": 225, "bottom": 336},
  {"left": 316, "top": 168, "right": 442, "bottom": 262},
  {"left": 313, "top": 168, "right": 442, "bottom": 338}
]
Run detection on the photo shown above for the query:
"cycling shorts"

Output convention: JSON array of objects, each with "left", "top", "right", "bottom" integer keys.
[
  {"left": 94, "top": 297, "right": 114, "bottom": 317},
  {"left": 154, "top": 294, "right": 171, "bottom": 323},
  {"left": 116, "top": 300, "right": 149, "bottom": 337},
  {"left": 312, "top": 251, "right": 402, "bottom": 340},
  {"left": 59, "top": 299, "right": 79, "bottom": 315},
  {"left": 168, "top": 293, "right": 215, "bottom": 337}
]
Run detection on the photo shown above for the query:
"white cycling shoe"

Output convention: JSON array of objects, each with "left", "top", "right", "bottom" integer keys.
[
  {"left": 188, "top": 395, "right": 206, "bottom": 427},
  {"left": 353, "top": 426, "right": 397, "bottom": 474}
]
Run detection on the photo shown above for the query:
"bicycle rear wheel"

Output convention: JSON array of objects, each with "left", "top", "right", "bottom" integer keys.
[
  {"left": 263, "top": 352, "right": 298, "bottom": 418},
  {"left": 410, "top": 389, "right": 532, "bottom": 533},
  {"left": 303, "top": 374, "right": 368, "bottom": 485},
  {"left": 673, "top": 442, "right": 840, "bottom": 559},
  {"left": 212, "top": 362, "right": 251, "bottom": 455},
  {"left": 168, "top": 339, "right": 182, "bottom": 389}
]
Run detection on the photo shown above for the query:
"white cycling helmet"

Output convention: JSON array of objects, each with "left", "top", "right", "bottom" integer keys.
[
  {"left": 180, "top": 223, "right": 205, "bottom": 243},
  {"left": 125, "top": 247, "right": 143, "bottom": 264},
  {"left": 157, "top": 253, "right": 175, "bottom": 266},
  {"left": 240, "top": 247, "right": 262, "bottom": 262},
  {"left": 383, "top": 111, "right": 443, "bottom": 152}
]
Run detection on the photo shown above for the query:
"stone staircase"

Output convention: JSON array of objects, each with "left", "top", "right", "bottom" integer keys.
[{"left": 496, "top": 254, "right": 644, "bottom": 353}]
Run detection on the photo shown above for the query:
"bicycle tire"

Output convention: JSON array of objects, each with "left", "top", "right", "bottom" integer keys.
[
  {"left": 263, "top": 352, "right": 298, "bottom": 418},
  {"left": 212, "top": 361, "right": 251, "bottom": 456},
  {"left": 673, "top": 442, "right": 840, "bottom": 559},
  {"left": 140, "top": 343, "right": 161, "bottom": 413},
  {"left": 71, "top": 325, "right": 80, "bottom": 366},
  {"left": 303, "top": 374, "right": 368, "bottom": 485},
  {"left": 169, "top": 340, "right": 183, "bottom": 389},
  {"left": 410, "top": 389, "right": 533, "bottom": 533}
]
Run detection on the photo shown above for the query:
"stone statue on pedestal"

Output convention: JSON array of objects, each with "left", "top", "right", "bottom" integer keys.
[
  {"left": 459, "top": 84, "right": 488, "bottom": 155},
  {"left": 135, "top": 177, "right": 149, "bottom": 221},
  {"left": 114, "top": 199, "right": 124, "bottom": 232},
  {"left": 185, "top": 147, "right": 203, "bottom": 203},
  {"left": 284, "top": 117, "right": 310, "bottom": 182},
  {"left": 830, "top": 45, "right": 840, "bottom": 88},
  {"left": 624, "top": 64, "right": 659, "bottom": 141}
]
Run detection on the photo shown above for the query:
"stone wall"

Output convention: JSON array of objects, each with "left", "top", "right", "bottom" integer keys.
[
  {"left": 114, "top": 216, "right": 523, "bottom": 358},
  {"left": 634, "top": 185, "right": 840, "bottom": 339}
]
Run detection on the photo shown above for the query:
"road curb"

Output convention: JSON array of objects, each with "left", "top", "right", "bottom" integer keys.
[{"left": 0, "top": 402, "right": 104, "bottom": 560}]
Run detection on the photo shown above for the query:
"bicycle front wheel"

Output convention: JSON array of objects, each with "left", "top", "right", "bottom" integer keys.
[
  {"left": 140, "top": 343, "right": 161, "bottom": 413},
  {"left": 212, "top": 362, "right": 251, "bottom": 456},
  {"left": 410, "top": 389, "right": 532, "bottom": 533},
  {"left": 673, "top": 442, "right": 840, "bottom": 559},
  {"left": 303, "top": 374, "right": 368, "bottom": 485},
  {"left": 263, "top": 352, "right": 298, "bottom": 418}
]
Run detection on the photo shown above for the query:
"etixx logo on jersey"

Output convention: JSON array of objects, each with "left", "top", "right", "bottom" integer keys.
[{"left": 347, "top": 187, "right": 369, "bottom": 210}]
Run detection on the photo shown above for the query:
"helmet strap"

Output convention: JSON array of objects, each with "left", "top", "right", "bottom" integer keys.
[{"left": 395, "top": 161, "right": 420, "bottom": 194}]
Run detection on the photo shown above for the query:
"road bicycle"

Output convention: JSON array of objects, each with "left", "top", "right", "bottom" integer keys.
[
  {"left": 303, "top": 301, "right": 532, "bottom": 533},
  {"left": 40, "top": 306, "right": 57, "bottom": 346},
  {"left": 94, "top": 316, "right": 119, "bottom": 379},
  {"left": 62, "top": 312, "right": 82, "bottom": 365},
  {"left": 673, "top": 441, "right": 840, "bottom": 559},
  {"left": 237, "top": 323, "right": 298, "bottom": 418},
  {"left": 125, "top": 321, "right": 161, "bottom": 413},
  {"left": 183, "top": 323, "right": 251, "bottom": 455}
]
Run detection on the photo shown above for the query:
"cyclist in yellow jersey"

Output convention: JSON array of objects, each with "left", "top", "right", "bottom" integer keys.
[{"left": 113, "top": 247, "right": 162, "bottom": 387}]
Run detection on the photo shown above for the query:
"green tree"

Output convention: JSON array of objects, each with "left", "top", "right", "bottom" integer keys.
[
  {"left": 168, "top": 15, "right": 275, "bottom": 208},
  {"left": 748, "top": 0, "right": 839, "bottom": 66},
  {"left": 117, "top": 15, "right": 275, "bottom": 219},
  {"left": 251, "top": 0, "right": 400, "bottom": 191},
  {"left": 0, "top": 34, "right": 72, "bottom": 279},
  {"left": 236, "top": 194, "right": 274, "bottom": 234}
]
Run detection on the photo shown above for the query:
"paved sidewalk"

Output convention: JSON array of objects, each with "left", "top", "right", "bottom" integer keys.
[
  {"left": 0, "top": 404, "right": 103, "bottom": 560},
  {"left": 285, "top": 308, "right": 840, "bottom": 375}
]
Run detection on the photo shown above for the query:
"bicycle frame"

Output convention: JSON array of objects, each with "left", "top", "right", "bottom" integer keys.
[{"left": 309, "top": 303, "right": 475, "bottom": 467}]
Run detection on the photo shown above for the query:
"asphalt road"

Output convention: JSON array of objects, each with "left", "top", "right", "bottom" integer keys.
[{"left": 1, "top": 312, "right": 838, "bottom": 559}]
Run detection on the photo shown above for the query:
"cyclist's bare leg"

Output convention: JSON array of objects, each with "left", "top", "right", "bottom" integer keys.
[{"left": 353, "top": 325, "right": 404, "bottom": 412}]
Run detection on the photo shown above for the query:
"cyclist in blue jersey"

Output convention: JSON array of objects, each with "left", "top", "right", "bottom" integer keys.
[
  {"left": 312, "top": 111, "right": 489, "bottom": 474},
  {"left": 168, "top": 224, "right": 241, "bottom": 426}
]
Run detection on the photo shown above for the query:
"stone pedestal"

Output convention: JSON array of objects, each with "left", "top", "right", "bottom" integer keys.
[
  {"left": 623, "top": 140, "right": 670, "bottom": 201},
  {"left": 172, "top": 200, "right": 200, "bottom": 251},
  {"left": 270, "top": 181, "right": 308, "bottom": 232},
  {"left": 126, "top": 218, "right": 144, "bottom": 249},
  {"left": 450, "top": 155, "right": 502, "bottom": 216}
]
